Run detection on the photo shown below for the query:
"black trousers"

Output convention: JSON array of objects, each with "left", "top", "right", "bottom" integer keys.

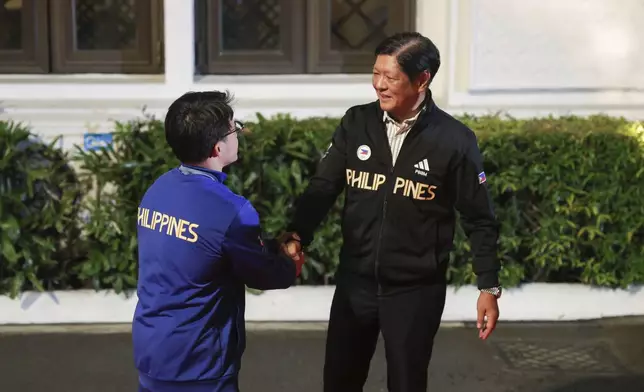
[{"left": 323, "top": 281, "right": 447, "bottom": 392}]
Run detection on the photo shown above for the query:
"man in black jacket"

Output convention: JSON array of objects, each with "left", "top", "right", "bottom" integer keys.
[{"left": 282, "top": 32, "right": 502, "bottom": 392}]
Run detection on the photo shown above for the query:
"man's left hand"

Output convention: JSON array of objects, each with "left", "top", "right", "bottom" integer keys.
[{"left": 476, "top": 292, "right": 499, "bottom": 340}]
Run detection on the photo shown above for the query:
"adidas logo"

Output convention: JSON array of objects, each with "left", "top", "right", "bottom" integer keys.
[{"left": 414, "top": 159, "right": 429, "bottom": 176}]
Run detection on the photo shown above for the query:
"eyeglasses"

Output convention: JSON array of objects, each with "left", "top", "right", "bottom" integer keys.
[{"left": 222, "top": 120, "right": 245, "bottom": 138}]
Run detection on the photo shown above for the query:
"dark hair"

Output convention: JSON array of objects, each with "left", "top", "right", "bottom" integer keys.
[
  {"left": 164, "top": 90, "right": 235, "bottom": 163},
  {"left": 374, "top": 32, "right": 441, "bottom": 84}
]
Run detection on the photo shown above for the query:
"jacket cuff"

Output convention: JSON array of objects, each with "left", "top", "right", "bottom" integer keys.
[
  {"left": 476, "top": 271, "right": 500, "bottom": 290},
  {"left": 286, "top": 224, "right": 312, "bottom": 247},
  {"left": 262, "top": 238, "right": 280, "bottom": 254}
]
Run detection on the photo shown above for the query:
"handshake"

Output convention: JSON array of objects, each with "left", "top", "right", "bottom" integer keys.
[{"left": 277, "top": 232, "right": 305, "bottom": 277}]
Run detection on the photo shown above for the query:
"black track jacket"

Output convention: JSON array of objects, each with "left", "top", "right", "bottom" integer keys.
[{"left": 288, "top": 93, "right": 500, "bottom": 293}]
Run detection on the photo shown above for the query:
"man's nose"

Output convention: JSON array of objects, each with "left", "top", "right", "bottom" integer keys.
[{"left": 374, "top": 77, "right": 387, "bottom": 90}]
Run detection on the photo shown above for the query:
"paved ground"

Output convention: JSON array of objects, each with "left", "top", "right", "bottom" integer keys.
[{"left": 0, "top": 319, "right": 643, "bottom": 392}]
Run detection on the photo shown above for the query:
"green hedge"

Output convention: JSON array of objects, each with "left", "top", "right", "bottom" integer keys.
[
  {"left": 0, "top": 122, "right": 85, "bottom": 297},
  {"left": 1, "top": 113, "right": 644, "bottom": 298}
]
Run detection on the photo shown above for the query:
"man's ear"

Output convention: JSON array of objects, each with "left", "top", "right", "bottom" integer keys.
[
  {"left": 417, "top": 70, "right": 431, "bottom": 92},
  {"left": 210, "top": 143, "right": 220, "bottom": 158}
]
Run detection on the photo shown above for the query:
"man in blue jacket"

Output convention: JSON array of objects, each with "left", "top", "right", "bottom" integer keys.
[{"left": 132, "top": 90, "right": 305, "bottom": 392}]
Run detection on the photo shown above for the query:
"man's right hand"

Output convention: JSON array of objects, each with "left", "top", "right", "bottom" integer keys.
[{"left": 278, "top": 232, "right": 302, "bottom": 257}]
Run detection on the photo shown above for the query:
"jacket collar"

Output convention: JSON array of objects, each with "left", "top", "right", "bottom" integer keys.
[
  {"left": 368, "top": 89, "right": 438, "bottom": 168},
  {"left": 178, "top": 164, "right": 227, "bottom": 183},
  {"left": 415, "top": 89, "right": 437, "bottom": 130}
]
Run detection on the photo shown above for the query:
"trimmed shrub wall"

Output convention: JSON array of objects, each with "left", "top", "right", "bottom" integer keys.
[{"left": 1, "top": 114, "right": 643, "bottom": 297}]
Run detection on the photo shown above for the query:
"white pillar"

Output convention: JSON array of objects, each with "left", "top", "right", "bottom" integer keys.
[
  {"left": 163, "top": 0, "right": 195, "bottom": 90},
  {"left": 415, "top": 0, "right": 450, "bottom": 107}
]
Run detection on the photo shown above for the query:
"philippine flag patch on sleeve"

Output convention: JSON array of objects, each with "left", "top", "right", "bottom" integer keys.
[{"left": 478, "top": 171, "right": 487, "bottom": 184}]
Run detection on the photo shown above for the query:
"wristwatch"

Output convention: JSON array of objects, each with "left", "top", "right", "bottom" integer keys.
[{"left": 480, "top": 286, "right": 502, "bottom": 298}]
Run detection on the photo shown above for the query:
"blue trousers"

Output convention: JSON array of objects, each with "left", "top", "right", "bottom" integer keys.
[{"left": 138, "top": 375, "right": 239, "bottom": 392}]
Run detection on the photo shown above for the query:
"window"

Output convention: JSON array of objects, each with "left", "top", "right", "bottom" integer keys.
[
  {"left": 0, "top": 0, "right": 49, "bottom": 73},
  {"left": 1, "top": 0, "right": 415, "bottom": 76},
  {"left": 196, "top": 0, "right": 415, "bottom": 75},
  {"left": 0, "top": 0, "right": 164, "bottom": 74}
]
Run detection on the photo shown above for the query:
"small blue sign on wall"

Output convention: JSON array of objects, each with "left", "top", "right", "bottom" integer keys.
[{"left": 84, "top": 133, "right": 113, "bottom": 151}]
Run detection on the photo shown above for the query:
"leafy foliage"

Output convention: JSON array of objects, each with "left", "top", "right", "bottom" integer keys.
[
  {"left": 1, "top": 113, "right": 643, "bottom": 297},
  {"left": 226, "top": 114, "right": 344, "bottom": 284},
  {"left": 71, "top": 114, "right": 178, "bottom": 293},
  {"left": 0, "top": 121, "right": 84, "bottom": 297},
  {"left": 449, "top": 115, "right": 644, "bottom": 288}
]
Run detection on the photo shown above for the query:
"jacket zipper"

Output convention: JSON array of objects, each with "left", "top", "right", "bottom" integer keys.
[
  {"left": 374, "top": 166, "right": 394, "bottom": 295},
  {"left": 372, "top": 111, "right": 427, "bottom": 295}
]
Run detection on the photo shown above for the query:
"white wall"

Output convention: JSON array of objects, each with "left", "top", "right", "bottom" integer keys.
[
  {"left": 0, "top": 0, "right": 642, "bottom": 151},
  {"left": 423, "top": 0, "right": 644, "bottom": 118},
  {"left": 469, "top": 0, "right": 643, "bottom": 92}
]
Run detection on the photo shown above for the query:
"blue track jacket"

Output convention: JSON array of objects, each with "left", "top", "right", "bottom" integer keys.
[{"left": 132, "top": 164, "right": 297, "bottom": 391}]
